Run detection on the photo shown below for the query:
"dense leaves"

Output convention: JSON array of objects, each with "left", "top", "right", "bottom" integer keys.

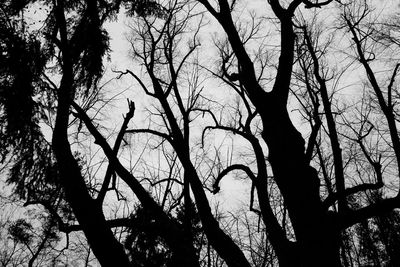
[
  {"left": 124, "top": 0, "right": 168, "bottom": 18},
  {"left": 125, "top": 206, "right": 173, "bottom": 267},
  {"left": 8, "top": 219, "right": 34, "bottom": 244},
  {"left": 0, "top": 3, "right": 59, "bottom": 204},
  {"left": 125, "top": 203, "right": 203, "bottom": 266}
]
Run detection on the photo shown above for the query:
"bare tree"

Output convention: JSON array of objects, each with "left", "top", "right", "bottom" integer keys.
[
  {"left": 2, "top": 0, "right": 400, "bottom": 266},
  {"left": 195, "top": 0, "right": 400, "bottom": 266}
]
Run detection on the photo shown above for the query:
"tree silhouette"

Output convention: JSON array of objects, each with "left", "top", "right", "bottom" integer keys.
[{"left": 1, "top": 0, "right": 400, "bottom": 266}]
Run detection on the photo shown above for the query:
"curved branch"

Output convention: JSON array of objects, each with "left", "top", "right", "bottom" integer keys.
[
  {"left": 213, "top": 164, "right": 256, "bottom": 193},
  {"left": 191, "top": 108, "right": 219, "bottom": 126},
  {"left": 114, "top": 69, "right": 155, "bottom": 97},
  {"left": 288, "top": 0, "right": 333, "bottom": 14}
]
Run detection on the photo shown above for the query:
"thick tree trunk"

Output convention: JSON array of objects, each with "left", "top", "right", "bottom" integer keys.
[
  {"left": 52, "top": 78, "right": 132, "bottom": 266},
  {"left": 260, "top": 100, "right": 342, "bottom": 267},
  {"left": 217, "top": 5, "right": 343, "bottom": 265},
  {"left": 53, "top": 146, "right": 132, "bottom": 267},
  {"left": 51, "top": 2, "right": 133, "bottom": 265},
  {"left": 53, "top": 138, "right": 133, "bottom": 266}
]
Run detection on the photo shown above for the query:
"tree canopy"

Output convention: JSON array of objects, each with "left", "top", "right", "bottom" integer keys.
[{"left": 1, "top": 0, "right": 400, "bottom": 266}]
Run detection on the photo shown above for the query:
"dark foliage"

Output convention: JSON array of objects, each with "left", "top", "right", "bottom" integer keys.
[
  {"left": 124, "top": 0, "right": 168, "bottom": 18},
  {"left": 0, "top": 3, "right": 60, "bottom": 203},
  {"left": 125, "top": 203, "right": 203, "bottom": 266},
  {"left": 8, "top": 219, "right": 34, "bottom": 244}
]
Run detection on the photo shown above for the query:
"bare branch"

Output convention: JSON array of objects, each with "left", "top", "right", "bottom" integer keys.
[
  {"left": 388, "top": 63, "right": 400, "bottom": 108},
  {"left": 125, "top": 128, "right": 172, "bottom": 142},
  {"left": 341, "top": 196, "right": 400, "bottom": 229},
  {"left": 97, "top": 100, "right": 136, "bottom": 204},
  {"left": 114, "top": 69, "right": 155, "bottom": 97},
  {"left": 212, "top": 164, "right": 256, "bottom": 193}
]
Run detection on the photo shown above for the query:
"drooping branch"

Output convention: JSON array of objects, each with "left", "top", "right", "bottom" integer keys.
[
  {"left": 212, "top": 164, "right": 256, "bottom": 193},
  {"left": 288, "top": 0, "right": 333, "bottom": 14}
]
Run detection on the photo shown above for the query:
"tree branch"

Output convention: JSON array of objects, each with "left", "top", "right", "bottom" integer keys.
[
  {"left": 388, "top": 63, "right": 400, "bottom": 108},
  {"left": 114, "top": 69, "right": 155, "bottom": 97},
  {"left": 212, "top": 164, "right": 256, "bottom": 193},
  {"left": 323, "top": 181, "right": 384, "bottom": 209},
  {"left": 340, "top": 196, "right": 400, "bottom": 229},
  {"left": 70, "top": 101, "right": 199, "bottom": 264},
  {"left": 61, "top": 217, "right": 133, "bottom": 233},
  {"left": 125, "top": 128, "right": 172, "bottom": 142},
  {"left": 96, "top": 100, "right": 136, "bottom": 204}
]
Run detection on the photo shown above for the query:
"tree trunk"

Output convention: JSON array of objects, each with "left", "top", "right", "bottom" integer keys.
[
  {"left": 260, "top": 99, "right": 342, "bottom": 267},
  {"left": 52, "top": 79, "right": 132, "bottom": 266},
  {"left": 51, "top": 1, "right": 134, "bottom": 264}
]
